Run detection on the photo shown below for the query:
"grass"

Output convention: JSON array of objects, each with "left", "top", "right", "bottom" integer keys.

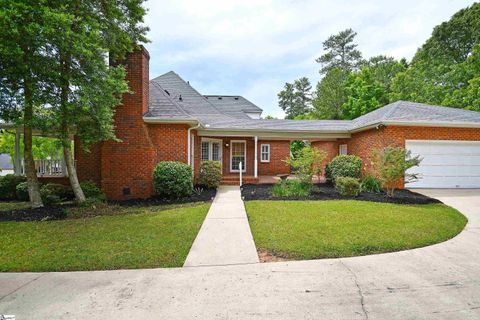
[
  {"left": 0, "top": 202, "right": 210, "bottom": 271},
  {"left": 271, "top": 180, "right": 309, "bottom": 197},
  {"left": 245, "top": 200, "right": 467, "bottom": 260},
  {"left": 0, "top": 201, "right": 31, "bottom": 211}
]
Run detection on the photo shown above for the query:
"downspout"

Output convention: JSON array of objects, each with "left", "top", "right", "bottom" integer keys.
[{"left": 187, "top": 122, "right": 201, "bottom": 166}]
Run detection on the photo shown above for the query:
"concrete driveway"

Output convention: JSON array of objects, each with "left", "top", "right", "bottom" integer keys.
[{"left": 1, "top": 189, "right": 480, "bottom": 319}]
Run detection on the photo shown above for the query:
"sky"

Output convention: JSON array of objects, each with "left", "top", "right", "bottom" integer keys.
[{"left": 144, "top": 0, "right": 475, "bottom": 118}]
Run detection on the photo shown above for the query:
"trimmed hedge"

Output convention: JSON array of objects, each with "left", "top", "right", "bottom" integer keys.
[
  {"left": 0, "top": 174, "right": 27, "bottom": 200},
  {"left": 200, "top": 161, "right": 222, "bottom": 188},
  {"left": 40, "top": 183, "right": 73, "bottom": 205},
  {"left": 326, "top": 155, "right": 362, "bottom": 182},
  {"left": 153, "top": 161, "right": 193, "bottom": 199},
  {"left": 335, "top": 176, "right": 360, "bottom": 197},
  {"left": 360, "top": 175, "right": 382, "bottom": 193}
]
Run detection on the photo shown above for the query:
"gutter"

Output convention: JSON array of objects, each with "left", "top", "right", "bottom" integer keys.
[
  {"left": 349, "top": 120, "right": 480, "bottom": 133},
  {"left": 187, "top": 122, "right": 201, "bottom": 166}
]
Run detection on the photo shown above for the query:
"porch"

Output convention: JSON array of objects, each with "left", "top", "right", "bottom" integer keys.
[{"left": 192, "top": 131, "right": 339, "bottom": 186}]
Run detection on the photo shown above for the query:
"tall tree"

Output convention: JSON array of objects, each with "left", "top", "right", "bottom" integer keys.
[
  {"left": 342, "top": 56, "right": 407, "bottom": 119},
  {"left": 44, "top": 0, "right": 147, "bottom": 203},
  {"left": 311, "top": 67, "right": 349, "bottom": 119},
  {"left": 0, "top": 0, "right": 59, "bottom": 207},
  {"left": 278, "top": 77, "right": 312, "bottom": 119},
  {"left": 316, "top": 28, "right": 363, "bottom": 74},
  {"left": 390, "top": 3, "right": 480, "bottom": 107}
]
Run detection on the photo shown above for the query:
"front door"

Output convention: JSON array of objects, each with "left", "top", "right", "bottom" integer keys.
[{"left": 230, "top": 140, "right": 246, "bottom": 172}]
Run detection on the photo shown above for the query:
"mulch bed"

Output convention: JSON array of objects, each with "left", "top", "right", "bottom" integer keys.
[
  {"left": 241, "top": 183, "right": 441, "bottom": 205},
  {"left": 0, "top": 204, "right": 71, "bottom": 222},
  {"left": 0, "top": 186, "right": 217, "bottom": 222}
]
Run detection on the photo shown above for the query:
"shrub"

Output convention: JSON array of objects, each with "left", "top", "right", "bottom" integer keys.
[
  {"left": 360, "top": 175, "right": 382, "bottom": 193},
  {"left": 200, "top": 160, "right": 222, "bottom": 188},
  {"left": 335, "top": 176, "right": 360, "bottom": 197},
  {"left": 272, "top": 180, "right": 310, "bottom": 197},
  {"left": 283, "top": 146, "right": 328, "bottom": 186},
  {"left": 372, "top": 147, "right": 422, "bottom": 197},
  {"left": 40, "top": 183, "right": 72, "bottom": 205},
  {"left": 326, "top": 155, "right": 362, "bottom": 182},
  {"left": 153, "top": 161, "right": 193, "bottom": 199},
  {"left": 16, "top": 182, "right": 30, "bottom": 201},
  {"left": 0, "top": 174, "right": 27, "bottom": 200},
  {"left": 80, "top": 181, "right": 106, "bottom": 201}
]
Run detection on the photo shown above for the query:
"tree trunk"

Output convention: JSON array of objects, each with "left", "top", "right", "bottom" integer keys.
[
  {"left": 59, "top": 49, "right": 86, "bottom": 203},
  {"left": 23, "top": 82, "right": 43, "bottom": 208},
  {"left": 63, "top": 140, "right": 86, "bottom": 202}
]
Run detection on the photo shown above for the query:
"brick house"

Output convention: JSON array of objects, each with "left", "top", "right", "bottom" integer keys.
[{"left": 74, "top": 46, "right": 480, "bottom": 200}]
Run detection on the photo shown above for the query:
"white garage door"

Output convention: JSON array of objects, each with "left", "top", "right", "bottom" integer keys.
[{"left": 406, "top": 140, "right": 480, "bottom": 188}]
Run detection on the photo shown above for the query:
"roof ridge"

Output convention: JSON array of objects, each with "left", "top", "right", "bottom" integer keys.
[
  {"left": 150, "top": 81, "right": 192, "bottom": 118},
  {"left": 382, "top": 100, "right": 403, "bottom": 120}
]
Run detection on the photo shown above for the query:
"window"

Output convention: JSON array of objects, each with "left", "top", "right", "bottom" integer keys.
[
  {"left": 201, "top": 140, "right": 222, "bottom": 161},
  {"left": 261, "top": 144, "right": 270, "bottom": 162},
  {"left": 339, "top": 144, "right": 348, "bottom": 155},
  {"left": 201, "top": 142, "right": 210, "bottom": 161},
  {"left": 230, "top": 140, "right": 246, "bottom": 172}
]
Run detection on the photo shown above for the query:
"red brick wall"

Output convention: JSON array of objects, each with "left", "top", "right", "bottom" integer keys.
[
  {"left": 74, "top": 137, "right": 102, "bottom": 185},
  {"left": 257, "top": 140, "right": 291, "bottom": 176},
  {"left": 340, "top": 126, "right": 480, "bottom": 188}
]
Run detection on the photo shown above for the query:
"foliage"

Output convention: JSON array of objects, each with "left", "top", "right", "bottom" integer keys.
[
  {"left": 283, "top": 147, "right": 327, "bottom": 185},
  {"left": 79, "top": 181, "right": 106, "bottom": 201},
  {"left": 278, "top": 77, "right": 313, "bottom": 119},
  {"left": 271, "top": 180, "right": 310, "bottom": 197},
  {"left": 310, "top": 67, "right": 349, "bottom": 119},
  {"left": 40, "top": 183, "right": 72, "bottom": 205},
  {"left": 360, "top": 175, "right": 382, "bottom": 193},
  {"left": 246, "top": 200, "right": 466, "bottom": 259},
  {"left": 342, "top": 57, "right": 407, "bottom": 119},
  {"left": 199, "top": 161, "right": 222, "bottom": 188},
  {"left": 0, "top": 175, "right": 27, "bottom": 200},
  {"left": 325, "top": 155, "right": 362, "bottom": 182},
  {"left": 390, "top": 3, "right": 480, "bottom": 108},
  {"left": 153, "top": 161, "right": 193, "bottom": 199},
  {"left": 15, "top": 182, "right": 30, "bottom": 201},
  {"left": 0, "top": 133, "right": 63, "bottom": 160},
  {"left": 290, "top": 140, "right": 307, "bottom": 159},
  {"left": 372, "top": 147, "right": 422, "bottom": 197},
  {"left": 316, "top": 28, "right": 363, "bottom": 74},
  {"left": 335, "top": 176, "right": 360, "bottom": 196}
]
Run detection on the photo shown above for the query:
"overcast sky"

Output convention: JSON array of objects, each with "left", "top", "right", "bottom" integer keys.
[{"left": 144, "top": 0, "right": 475, "bottom": 118}]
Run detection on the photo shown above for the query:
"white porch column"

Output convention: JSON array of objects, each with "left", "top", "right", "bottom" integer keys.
[
  {"left": 254, "top": 136, "right": 258, "bottom": 178},
  {"left": 14, "top": 128, "right": 22, "bottom": 176},
  {"left": 191, "top": 134, "right": 195, "bottom": 171}
]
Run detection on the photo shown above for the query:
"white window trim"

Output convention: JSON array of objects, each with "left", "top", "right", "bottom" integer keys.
[
  {"left": 230, "top": 140, "right": 247, "bottom": 172},
  {"left": 201, "top": 138, "right": 222, "bottom": 161},
  {"left": 260, "top": 144, "right": 270, "bottom": 163},
  {"left": 339, "top": 144, "right": 348, "bottom": 155}
]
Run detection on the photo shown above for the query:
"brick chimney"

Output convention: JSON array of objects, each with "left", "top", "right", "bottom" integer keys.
[{"left": 100, "top": 46, "right": 157, "bottom": 200}]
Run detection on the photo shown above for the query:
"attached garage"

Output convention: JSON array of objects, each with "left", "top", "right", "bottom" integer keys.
[{"left": 406, "top": 140, "right": 480, "bottom": 188}]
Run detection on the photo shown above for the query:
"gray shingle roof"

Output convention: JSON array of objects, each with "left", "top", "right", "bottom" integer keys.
[
  {"left": 352, "top": 101, "right": 480, "bottom": 129},
  {"left": 204, "top": 95, "right": 262, "bottom": 119},
  {"left": 146, "top": 72, "right": 480, "bottom": 132}
]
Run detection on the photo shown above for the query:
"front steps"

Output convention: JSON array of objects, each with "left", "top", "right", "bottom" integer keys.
[{"left": 220, "top": 175, "right": 259, "bottom": 185}]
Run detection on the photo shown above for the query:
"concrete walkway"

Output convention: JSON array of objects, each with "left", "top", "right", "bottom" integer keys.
[
  {"left": 183, "top": 186, "right": 259, "bottom": 267},
  {"left": 1, "top": 189, "right": 480, "bottom": 319}
]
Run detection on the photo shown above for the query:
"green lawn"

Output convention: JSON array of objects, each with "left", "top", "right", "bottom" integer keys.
[
  {"left": 0, "top": 203, "right": 210, "bottom": 271},
  {"left": 245, "top": 200, "right": 467, "bottom": 260}
]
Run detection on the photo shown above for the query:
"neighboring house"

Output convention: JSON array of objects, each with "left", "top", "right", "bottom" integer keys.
[
  {"left": 0, "top": 154, "right": 14, "bottom": 176},
  {"left": 74, "top": 47, "right": 480, "bottom": 200}
]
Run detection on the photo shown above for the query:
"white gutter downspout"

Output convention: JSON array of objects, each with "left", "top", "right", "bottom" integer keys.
[{"left": 187, "top": 122, "right": 201, "bottom": 166}]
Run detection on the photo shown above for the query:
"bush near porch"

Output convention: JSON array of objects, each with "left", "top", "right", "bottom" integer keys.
[{"left": 246, "top": 200, "right": 466, "bottom": 260}]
